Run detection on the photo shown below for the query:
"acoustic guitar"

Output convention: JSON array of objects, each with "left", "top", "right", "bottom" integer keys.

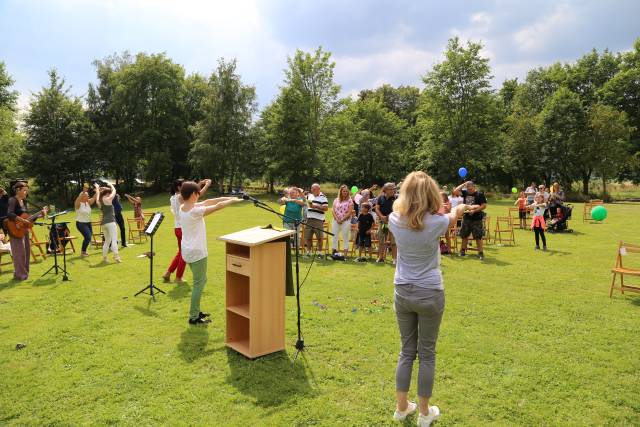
[{"left": 3, "top": 211, "right": 45, "bottom": 239}]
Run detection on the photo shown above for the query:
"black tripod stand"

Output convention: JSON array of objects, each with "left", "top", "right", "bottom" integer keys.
[
  {"left": 244, "top": 193, "right": 333, "bottom": 362},
  {"left": 41, "top": 211, "right": 70, "bottom": 281},
  {"left": 135, "top": 213, "right": 166, "bottom": 301}
]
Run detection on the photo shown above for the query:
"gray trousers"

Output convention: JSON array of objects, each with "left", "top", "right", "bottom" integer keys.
[
  {"left": 10, "top": 235, "right": 31, "bottom": 281},
  {"left": 394, "top": 284, "right": 445, "bottom": 397}
]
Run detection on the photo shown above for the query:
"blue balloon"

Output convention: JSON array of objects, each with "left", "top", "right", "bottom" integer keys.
[{"left": 458, "top": 167, "right": 468, "bottom": 178}]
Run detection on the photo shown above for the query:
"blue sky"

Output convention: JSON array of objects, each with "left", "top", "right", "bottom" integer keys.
[{"left": 1, "top": 0, "right": 639, "bottom": 111}]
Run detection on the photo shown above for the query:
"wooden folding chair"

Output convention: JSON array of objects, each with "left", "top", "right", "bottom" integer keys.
[
  {"left": 494, "top": 216, "right": 516, "bottom": 245},
  {"left": 508, "top": 207, "right": 520, "bottom": 223},
  {"left": 349, "top": 223, "right": 358, "bottom": 257},
  {"left": 91, "top": 221, "right": 104, "bottom": 249},
  {"left": 127, "top": 217, "right": 147, "bottom": 244},
  {"left": 583, "top": 199, "right": 603, "bottom": 222},
  {"left": 0, "top": 234, "right": 12, "bottom": 274},
  {"left": 55, "top": 233, "right": 77, "bottom": 255},
  {"left": 30, "top": 229, "right": 48, "bottom": 262},
  {"left": 482, "top": 216, "right": 492, "bottom": 245},
  {"left": 446, "top": 224, "right": 458, "bottom": 254},
  {"left": 610, "top": 241, "right": 640, "bottom": 297}
]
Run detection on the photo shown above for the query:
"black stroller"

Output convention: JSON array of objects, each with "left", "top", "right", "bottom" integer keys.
[{"left": 547, "top": 202, "right": 573, "bottom": 233}]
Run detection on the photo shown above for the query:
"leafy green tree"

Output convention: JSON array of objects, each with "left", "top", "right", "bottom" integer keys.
[
  {"left": 599, "top": 38, "right": 640, "bottom": 182},
  {"left": 23, "top": 70, "right": 96, "bottom": 204},
  {"left": 536, "top": 87, "right": 588, "bottom": 186},
  {"left": 588, "top": 104, "right": 633, "bottom": 196},
  {"left": 189, "top": 59, "right": 257, "bottom": 192},
  {"left": 0, "top": 62, "right": 24, "bottom": 184},
  {"left": 416, "top": 37, "right": 502, "bottom": 185},
  {"left": 324, "top": 97, "right": 410, "bottom": 184}
]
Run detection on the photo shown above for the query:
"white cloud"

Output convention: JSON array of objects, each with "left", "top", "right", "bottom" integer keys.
[
  {"left": 334, "top": 45, "right": 440, "bottom": 95},
  {"left": 513, "top": 3, "right": 575, "bottom": 52}
]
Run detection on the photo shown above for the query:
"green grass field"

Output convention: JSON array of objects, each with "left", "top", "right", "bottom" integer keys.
[{"left": 1, "top": 195, "right": 639, "bottom": 426}]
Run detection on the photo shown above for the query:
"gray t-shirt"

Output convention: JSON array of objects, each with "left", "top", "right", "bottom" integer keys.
[{"left": 389, "top": 211, "right": 450, "bottom": 289}]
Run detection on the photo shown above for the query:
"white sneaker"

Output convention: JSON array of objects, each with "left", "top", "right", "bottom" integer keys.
[
  {"left": 393, "top": 401, "right": 417, "bottom": 421},
  {"left": 417, "top": 406, "right": 440, "bottom": 426}
]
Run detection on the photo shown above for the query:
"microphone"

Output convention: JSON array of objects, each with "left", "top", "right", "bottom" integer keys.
[{"left": 242, "top": 193, "right": 261, "bottom": 204}]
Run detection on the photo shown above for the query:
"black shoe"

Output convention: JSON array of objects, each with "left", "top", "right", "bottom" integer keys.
[
  {"left": 459, "top": 251, "right": 466, "bottom": 257},
  {"left": 478, "top": 252, "right": 484, "bottom": 260},
  {"left": 188, "top": 317, "right": 211, "bottom": 325},
  {"left": 199, "top": 311, "right": 210, "bottom": 319}
]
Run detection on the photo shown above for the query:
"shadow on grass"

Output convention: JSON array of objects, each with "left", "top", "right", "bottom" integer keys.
[
  {"left": 629, "top": 297, "right": 640, "bottom": 307},
  {"left": 177, "top": 326, "right": 222, "bottom": 363},
  {"left": 134, "top": 303, "right": 159, "bottom": 318},
  {"left": 0, "top": 277, "right": 26, "bottom": 292},
  {"left": 167, "top": 282, "right": 191, "bottom": 300},
  {"left": 225, "top": 348, "right": 316, "bottom": 410}
]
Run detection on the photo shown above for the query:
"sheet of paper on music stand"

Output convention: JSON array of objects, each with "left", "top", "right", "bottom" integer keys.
[{"left": 145, "top": 213, "right": 163, "bottom": 235}]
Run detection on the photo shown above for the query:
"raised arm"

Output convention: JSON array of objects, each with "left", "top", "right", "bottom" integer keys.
[
  {"left": 94, "top": 184, "right": 102, "bottom": 208},
  {"left": 195, "top": 197, "right": 236, "bottom": 208},
  {"left": 202, "top": 197, "right": 244, "bottom": 216},
  {"left": 453, "top": 181, "right": 470, "bottom": 197},
  {"left": 199, "top": 179, "right": 212, "bottom": 196},
  {"left": 447, "top": 204, "right": 468, "bottom": 228},
  {"left": 104, "top": 183, "right": 116, "bottom": 203},
  {"left": 74, "top": 192, "right": 83, "bottom": 210}
]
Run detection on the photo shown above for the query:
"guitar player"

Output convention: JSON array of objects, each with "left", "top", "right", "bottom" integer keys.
[{"left": 6, "top": 181, "right": 47, "bottom": 281}]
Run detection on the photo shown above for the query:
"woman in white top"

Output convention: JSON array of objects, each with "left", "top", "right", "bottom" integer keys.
[
  {"left": 163, "top": 178, "right": 211, "bottom": 283},
  {"left": 389, "top": 171, "right": 468, "bottom": 427},
  {"left": 74, "top": 184, "right": 97, "bottom": 257}
]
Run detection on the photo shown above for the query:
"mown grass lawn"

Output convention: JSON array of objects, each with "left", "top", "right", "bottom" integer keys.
[{"left": 1, "top": 195, "right": 639, "bottom": 426}]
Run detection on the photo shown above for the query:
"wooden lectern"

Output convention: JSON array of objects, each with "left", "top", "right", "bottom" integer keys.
[{"left": 218, "top": 227, "right": 295, "bottom": 358}]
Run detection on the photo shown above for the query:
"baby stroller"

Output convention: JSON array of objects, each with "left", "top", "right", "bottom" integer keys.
[{"left": 547, "top": 203, "right": 573, "bottom": 233}]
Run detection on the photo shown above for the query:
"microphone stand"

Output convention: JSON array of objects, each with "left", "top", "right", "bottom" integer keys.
[
  {"left": 243, "top": 193, "right": 333, "bottom": 363},
  {"left": 41, "top": 211, "right": 70, "bottom": 281}
]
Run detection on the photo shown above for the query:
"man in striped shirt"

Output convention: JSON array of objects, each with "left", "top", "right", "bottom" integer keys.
[{"left": 304, "top": 183, "right": 328, "bottom": 258}]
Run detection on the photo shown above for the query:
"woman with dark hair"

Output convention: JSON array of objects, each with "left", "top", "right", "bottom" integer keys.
[
  {"left": 389, "top": 171, "right": 468, "bottom": 426},
  {"left": 95, "top": 182, "right": 121, "bottom": 263},
  {"left": 178, "top": 181, "right": 243, "bottom": 325},
  {"left": 74, "top": 183, "right": 97, "bottom": 257},
  {"left": 163, "top": 178, "right": 211, "bottom": 283},
  {"left": 6, "top": 182, "right": 47, "bottom": 280}
]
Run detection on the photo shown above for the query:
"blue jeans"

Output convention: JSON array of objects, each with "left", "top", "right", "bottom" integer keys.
[{"left": 76, "top": 221, "right": 92, "bottom": 253}]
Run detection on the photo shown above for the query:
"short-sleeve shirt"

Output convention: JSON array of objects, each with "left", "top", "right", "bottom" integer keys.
[
  {"left": 376, "top": 194, "right": 396, "bottom": 217},
  {"left": 307, "top": 193, "right": 328, "bottom": 221},
  {"left": 283, "top": 198, "right": 303, "bottom": 224},
  {"left": 357, "top": 213, "right": 374, "bottom": 235},
  {"left": 332, "top": 198, "right": 353, "bottom": 222},
  {"left": 179, "top": 206, "right": 207, "bottom": 263},
  {"left": 461, "top": 190, "right": 487, "bottom": 221},
  {"left": 389, "top": 212, "right": 450, "bottom": 289}
]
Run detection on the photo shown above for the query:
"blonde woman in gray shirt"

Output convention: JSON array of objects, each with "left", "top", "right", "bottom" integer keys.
[{"left": 389, "top": 171, "right": 469, "bottom": 426}]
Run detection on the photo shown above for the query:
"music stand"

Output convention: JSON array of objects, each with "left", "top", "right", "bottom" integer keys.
[
  {"left": 135, "top": 212, "right": 165, "bottom": 301},
  {"left": 41, "top": 211, "right": 70, "bottom": 281}
]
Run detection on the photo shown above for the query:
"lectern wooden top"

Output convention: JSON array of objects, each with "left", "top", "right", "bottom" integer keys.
[{"left": 218, "top": 226, "right": 295, "bottom": 247}]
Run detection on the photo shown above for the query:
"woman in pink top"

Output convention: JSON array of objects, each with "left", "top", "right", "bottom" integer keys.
[{"left": 331, "top": 185, "right": 354, "bottom": 258}]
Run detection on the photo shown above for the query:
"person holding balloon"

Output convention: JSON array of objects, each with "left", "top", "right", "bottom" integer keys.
[{"left": 452, "top": 180, "right": 487, "bottom": 260}]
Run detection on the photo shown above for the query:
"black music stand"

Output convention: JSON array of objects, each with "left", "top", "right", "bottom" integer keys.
[
  {"left": 42, "top": 211, "right": 70, "bottom": 281},
  {"left": 135, "top": 212, "right": 165, "bottom": 301}
]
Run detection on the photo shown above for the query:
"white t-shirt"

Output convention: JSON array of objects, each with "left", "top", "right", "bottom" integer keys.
[
  {"left": 307, "top": 193, "right": 328, "bottom": 221},
  {"left": 448, "top": 195, "right": 463, "bottom": 209},
  {"left": 389, "top": 212, "right": 450, "bottom": 290},
  {"left": 76, "top": 202, "right": 92, "bottom": 223},
  {"left": 179, "top": 205, "right": 208, "bottom": 263},
  {"left": 170, "top": 194, "right": 181, "bottom": 228}
]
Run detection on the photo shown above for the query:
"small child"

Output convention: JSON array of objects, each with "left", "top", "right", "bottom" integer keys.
[
  {"left": 514, "top": 191, "right": 528, "bottom": 229},
  {"left": 528, "top": 193, "right": 548, "bottom": 251},
  {"left": 355, "top": 203, "right": 374, "bottom": 262}
]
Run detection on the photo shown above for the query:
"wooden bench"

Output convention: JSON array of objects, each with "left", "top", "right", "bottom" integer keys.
[{"left": 610, "top": 241, "right": 640, "bottom": 297}]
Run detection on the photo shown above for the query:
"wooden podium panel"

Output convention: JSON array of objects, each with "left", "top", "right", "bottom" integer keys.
[{"left": 218, "top": 227, "right": 294, "bottom": 358}]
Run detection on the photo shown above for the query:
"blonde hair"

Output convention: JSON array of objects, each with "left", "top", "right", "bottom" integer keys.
[
  {"left": 338, "top": 185, "right": 350, "bottom": 202},
  {"left": 393, "top": 171, "right": 442, "bottom": 231}
]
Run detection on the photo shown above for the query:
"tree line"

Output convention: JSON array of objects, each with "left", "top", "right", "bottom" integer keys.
[{"left": 0, "top": 37, "right": 638, "bottom": 204}]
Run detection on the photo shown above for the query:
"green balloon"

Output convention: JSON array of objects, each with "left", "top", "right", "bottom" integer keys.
[
  {"left": 591, "top": 205, "right": 607, "bottom": 221},
  {"left": 511, "top": 187, "right": 518, "bottom": 194},
  {"left": 351, "top": 186, "right": 358, "bottom": 194}
]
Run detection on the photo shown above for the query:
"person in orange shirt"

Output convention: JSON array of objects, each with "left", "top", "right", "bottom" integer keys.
[{"left": 513, "top": 191, "right": 528, "bottom": 229}]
